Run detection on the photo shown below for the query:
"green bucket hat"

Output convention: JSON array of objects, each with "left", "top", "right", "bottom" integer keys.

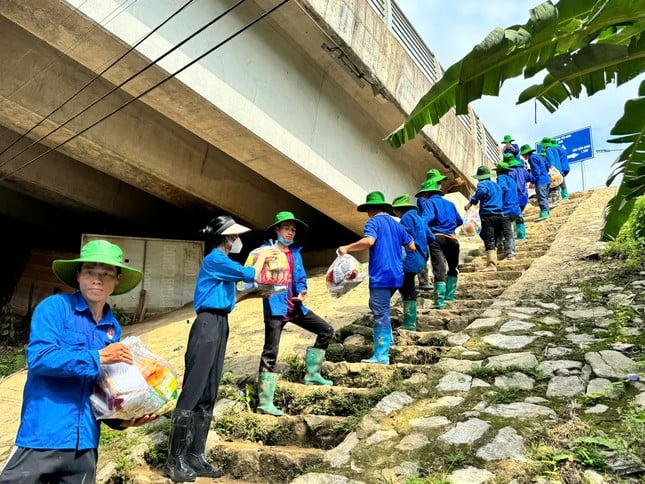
[
  {"left": 424, "top": 168, "right": 447, "bottom": 183},
  {"left": 494, "top": 160, "right": 512, "bottom": 172},
  {"left": 501, "top": 135, "right": 514, "bottom": 143},
  {"left": 391, "top": 194, "right": 417, "bottom": 209},
  {"left": 548, "top": 137, "right": 560, "bottom": 147},
  {"left": 415, "top": 178, "right": 443, "bottom": 197},
  {"left": 267, "top": 211, "right": 308, "bottom": 230},
  {"left": 357, "top": 191, "right": 392, "bottom": 212},
  {"left": 52, "top": 239, "right": 143, "bottom": 295},
  {"left": 500, "top": 152, "right": 521, "bottom": 167},
  {"left": 519, "top": 144, "right": 535, "bottom": 156},
  {"left": 472, "top": 165, "right": 495, "bottom": 180}
]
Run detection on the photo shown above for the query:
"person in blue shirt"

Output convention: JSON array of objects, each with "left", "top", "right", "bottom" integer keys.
[
  {"left": 464, "top": 166, "right": 504, "bottom": 271},
  {"left": 549, "top": 137, "right": 570, "bottom": 200},
  {"left": 415, "top": 176, "right": 463, "bottom": 308},
  {"left": 391, "top": 194, "right": 430, "bottom": 330},
  {"left": 255, "top": 211, "right": 334, "bottom": 417},
  {"left": 501, "top": 134, "right": 522, "bottom": 165},
  {"left": 540, "top": 136, "right": 564, "bottom": 206},
  {"left": 494, "top": 159, "right": 521, "bottom": 260},
  {"left": 506, "top": 152, "right": 535, "bottom": 241},
  {"left": 166, "top": 216, "right": 278, "bottom": 482},
  {"left": 0, "top": 240, "right": 154, "bottom": 484},
  {"left": 339, "top": 191, "right": 414, "bottom": 365},
  {"left": 416, "top": 168, "right": 446, "bottom": 290},
  {"left": 520, "top": 144, "right": 551, "bottom": 221}
]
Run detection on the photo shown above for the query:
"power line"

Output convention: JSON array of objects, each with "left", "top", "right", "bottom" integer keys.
[
  {"left": 0, "top": 0, "right": 243, "bottom": 170},
  {"left": 0, "top": 0, "right": 291, "bottom": 183},
  {"left": 0, "top": 0, "right": 196, "bottom": 160}
]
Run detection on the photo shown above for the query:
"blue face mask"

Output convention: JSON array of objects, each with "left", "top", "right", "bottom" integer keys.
[{"left": 277, "top": 235, "right": 293, "bottom": 247}]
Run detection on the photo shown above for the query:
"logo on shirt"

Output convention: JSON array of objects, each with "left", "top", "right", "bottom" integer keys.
[{"left": 106, "top": 328, "right": 115, "bottom": 340}]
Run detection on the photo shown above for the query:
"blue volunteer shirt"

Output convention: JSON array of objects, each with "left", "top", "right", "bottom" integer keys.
[
  {"left": 364, "top": 213, "right": 412, "bottom": 288},
  {"left": 469, "top": 179, "right": 503, "bottom": 216},
  {"left": 16, "top": 292, "right": 120, "bottom": 450},
  {"left": 509, "top": 166, "right": 534, "bottom": 208},
  {"left": 194, "top": 248, "right": 256, "bottom": 314},
  {"left": 497, "top": 173, "right": 521, "bottom": 217},
  {"left": 545, "top": 146, "right": 561, "bottom": 172},
  {"left": 527, "top": 153, "right": 550, "bottom": 186},
  {"left": 262, "top": 244, "right": 310, "bottom": 318},
  {"left": 556, "top": 145, "right": 570, "bottom": 174},
  {"left": 420, "top": 194, "right": 464, "bottom": 235},
  {"left": 399, "top": 209, "right": 428, "bottom": 274}
]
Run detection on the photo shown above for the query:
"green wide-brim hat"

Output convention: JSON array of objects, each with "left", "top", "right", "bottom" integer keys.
[
  {"left": 392, "top": 194, "right": 417, "bottom": 209},
  {"left": 267, "top": 211, "right": 308, "bottom": 230},
  {"left": 415, "top": 179, "right": 443, "bottom": 197},
  {"left": 519, "top": 144, "right": 535, "bottom": 155},
  {"left": 357, "top": 191, "right": 392, "bottom": 212},
  {"left": 472, "top": 165, "right": 495, "bottom": 180},
  {"left": 494, "top": 161, "right": 512, "bottom": 172},
  {"left": 52, "top": 239, "right": 143, "bottom": 295},
  {"left": 501, "top": 135, "right": 515, "bottom": 143},
  {"left": 424, "top": 168, "right": 447, "bottom": 183}
]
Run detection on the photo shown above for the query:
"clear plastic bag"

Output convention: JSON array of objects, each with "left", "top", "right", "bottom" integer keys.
[
  {"left": 236, "top": 244, "right": 289, "bottom": 298},
  {"left": 90, "top": 336, "right": 178, "bottom": 420},
  {"left": 460, "top": 207, "right": 481, "bottom": 237},
  {"left": 325, "top": 253, "right": 367, "bottom": 298},
  {"left": 549, "top": 166, "right": 563, "bottom": 188}
]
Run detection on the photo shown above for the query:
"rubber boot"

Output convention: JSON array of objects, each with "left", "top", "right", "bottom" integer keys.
[
  {"left": 304, "top": 347, "right": 333, "bottom": 385},
  {"left": 186, "top": 412, "right": 222, "bottom": 478},
  {"left": 432, "top": 281, "right": 446, "bottom": 309},
  {"left": 417, "top": 266, "right": 432, "bottom": 290},
  {"left": 482, "top": 250, "right": 497, "bottom": 272},
  {"left": 401, "top": 300, "right": 417, "bottom": 330},
  {"left": 561, "top": 188, "right": 569, "bottom": 200},
  {"left": 361, "top": 326, "right": 391, "bottom": 365},
  {"left": 516, "top": 223, "right": 526, "bottom": 241},
  {"left": 256, "top": 372, "right": 284, "bottom": 416},
  {"left": 165, "top": 409, "right": 197, "bottom": 482},
  {"left": 401, "top": 299, "right": 417, "bottom": 331},
  {"left": 536, "top": 210, "right": 550, "bottom": 221},
  {"left": 445, "top": 276, "right": 458, "bottom": 302}
]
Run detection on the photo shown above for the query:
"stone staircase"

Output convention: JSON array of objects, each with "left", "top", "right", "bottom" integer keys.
[{"left": 121, "top": 188, "right": 644, "bottom": 483}]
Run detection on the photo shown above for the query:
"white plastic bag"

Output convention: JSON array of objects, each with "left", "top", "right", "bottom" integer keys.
[
  {"left": 325, "top": 253, "right": 367, "bottom": 298},
  {"left": 236, "top": 243, "right": 289, "bottom": 299},
  {"left": 460, "top": 207, "right": 481, "bottom": 237},
  {"left": 90, "top": 336, "right": 178, "bottom": 420}
]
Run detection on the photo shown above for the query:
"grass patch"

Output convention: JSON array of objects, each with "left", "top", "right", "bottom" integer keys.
[{"left": 484, "top": 386, "right": 523, "bottom": 405}]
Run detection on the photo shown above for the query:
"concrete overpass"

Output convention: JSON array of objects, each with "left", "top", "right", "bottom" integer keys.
[{"left": 0, "top": 0, "right": 498, "bottom": 252}]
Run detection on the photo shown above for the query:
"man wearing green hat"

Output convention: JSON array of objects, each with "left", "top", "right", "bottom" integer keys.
[
  {"left": 501, "top": 135, "right": 521, "bottom": 164},
  {"left": 505, "top": 152, "right": 534, "bottom": 241},
  {"left": 540, "top": 136, "right": 564, "bottom": 206},
  {"left": 255, "top": 211, "right": 335, "bottom": 417},
  {"left": 464, "top": 166, "right": 505, "bottom": 271},
  {"left": 416, "top": 176, "right": 463, "bottom": 307},
  {"left": 391, "top": 194, "right": 431, "bottom": 330},
  {"left": 550, "top": 137, "right": 570, "bottom": 200},
  {"left": 416, "top": 169, "right": 447, "bottom": 290},
  {"left": 494, "top": 158, "right": 521, "bottom": 260},
  {"left": 1, "top": 240, "right": 155, "bottom": 484},
  {"left": 520, "top": 144, "right": 551, "bottom": 221},
  {"left": 339, "top": 191, "right": 415, "bottom": 364}
]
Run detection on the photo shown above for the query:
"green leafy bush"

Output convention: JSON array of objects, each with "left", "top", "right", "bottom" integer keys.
[{"left": 605, "top": 196, "right": 645, "bottom": 269}]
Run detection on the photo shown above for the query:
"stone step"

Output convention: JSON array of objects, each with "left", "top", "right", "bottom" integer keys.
[
  {"left": 460, "top": 261, "right": 531, "bottom": 272},
  {"left": 208, "top": 441, "right": 324, "bottom": 484},
  {"left": 326, "top": 342, "right": 443, "bottom": 365}
]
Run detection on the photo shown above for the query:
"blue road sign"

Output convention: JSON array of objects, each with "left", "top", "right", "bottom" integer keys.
[{"left": 553, "top": 127, "right": 594, "bottom": 164}]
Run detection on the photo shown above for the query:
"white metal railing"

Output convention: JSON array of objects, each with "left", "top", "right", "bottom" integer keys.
[{"left": 367, "top": 0, "right": 498, "bottom": 163}]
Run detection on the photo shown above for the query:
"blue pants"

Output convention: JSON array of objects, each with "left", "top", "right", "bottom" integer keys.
[
  {"left": 369, "top": 287, "right": 395, "bottom": 330},
  {"left": 535, "top": 183, "right": 550, "bottom": 212}
]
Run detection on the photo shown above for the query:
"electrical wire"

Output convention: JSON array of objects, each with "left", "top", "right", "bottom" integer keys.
[
  {"left": 0, "top": 0, "right": 241, "bottom": 170},
  {"left": 0, "top": 0, "right": 291, "bottom": 182},
  {"left": 0, "top": 0, "right": 196, "bottom": 159}
]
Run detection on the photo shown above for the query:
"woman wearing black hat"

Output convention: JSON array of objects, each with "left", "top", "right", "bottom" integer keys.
[{"left": 165, "top": 216, "right": 278, "bottom": 482}]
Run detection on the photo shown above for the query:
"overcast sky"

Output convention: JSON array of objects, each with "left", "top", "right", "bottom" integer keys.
[{"left": 395, "top": 0, "right": 641, "bottom": 192}]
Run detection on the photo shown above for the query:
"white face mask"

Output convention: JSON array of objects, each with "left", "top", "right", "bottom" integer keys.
[{"left": 229, "top": 236, "right": 243, "bottom": 254}]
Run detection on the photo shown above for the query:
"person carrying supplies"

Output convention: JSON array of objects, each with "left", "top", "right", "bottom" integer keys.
[
  {"left": 520, "top": 144, "right": 551, "bottom": 221},
  {"left": 493, "top": 157, "right": 521, "bottom": 260}
]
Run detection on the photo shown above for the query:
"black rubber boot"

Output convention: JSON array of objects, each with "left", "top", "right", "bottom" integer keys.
[
  {"left": 186, "top": 411, "right": 222, "bottom": 478},
  {"left": 164, "top": 409, "right": 197, "bottom": 482}
]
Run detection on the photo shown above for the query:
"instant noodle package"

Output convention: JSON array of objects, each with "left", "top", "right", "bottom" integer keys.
[
  {"left": 90, "top": 336, "right": 178, "bottom": 420},
  {"left": 237, "top": 245, "right": 290, "bottom": 298}
]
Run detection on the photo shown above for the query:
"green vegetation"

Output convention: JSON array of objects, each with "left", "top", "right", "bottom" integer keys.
[
  {"left": 484, "top": 386, "right": 523, "bottom": 405},
  {"left": 605, "top": 195, "right": 645, "bottom": 269},
  {"left": 282, "top": 353, "right": 306, "bottom": 382},
  {"left": 0, "top": 348, "right": 25, "bottom": 377},
  {"left": 0, "top": 299, "right": 28, "bottom": 347}
]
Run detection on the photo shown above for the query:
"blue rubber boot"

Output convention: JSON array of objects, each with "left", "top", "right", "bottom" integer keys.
[
  {"left": 401, "top": 300, "right": 417, "bottom": 330},
  {"left": 361, "top": 326, "right": 391, "bottom": 365},
  {"left": 516, "top": 222, "right": 526, "bottom": 241}
]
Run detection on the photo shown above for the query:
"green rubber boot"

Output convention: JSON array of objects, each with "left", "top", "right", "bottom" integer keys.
[
  {"left": 432, "top": 281, "right": 446, "bottom": 309},
  {"left": 445, "top": 276, "right": 458, "bottom": 302},
  {"left": 561, "top": 188, "right": 569, "bottom": 200},
  {"left": 516, "top": 222, "right": 527, "bottom": 241},
  {"left": 536, "top": 210, "right": 550, "bottom": 221},
  {"left": 401, "top": 300, "right": 417, "bottom": 330},
  {"left": 304, "top": 347, "right": 333, "bottom": 385},
  {"left": 256, "top": 372, "right": 284, "bottom": 416},
  {"left": 361, "top": 326, "right": 391, "bottom": 365}
]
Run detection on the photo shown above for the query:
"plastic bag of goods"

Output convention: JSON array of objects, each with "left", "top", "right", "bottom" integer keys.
[
  {"left": 326, "top": 253, "right": 367, "bottom": 297},
  {"left": 460, "top": 207, "right": 481, "bottom": 237},
  {"left": 237, "top": 245, "right": 290, "bottom": 298},
  {"left": 90, "top": 336, "right": 178, "bottom": 420},
  {"left": 548, "top": 166, "right": 563, "bottom": 188}
]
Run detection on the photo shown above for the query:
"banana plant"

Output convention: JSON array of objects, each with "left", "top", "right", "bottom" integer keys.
[{"left": 385, "top": 0, "right": 644, "bottom": 238}]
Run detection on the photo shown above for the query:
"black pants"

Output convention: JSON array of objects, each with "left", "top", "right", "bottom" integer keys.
[
  {"left": 176, "top": 310, "right": 229, "bottom": 414},
  {"left": 260, "top": 307, "right": 333, "bottom": 372},
  {"left": 0, "top": 447, "right": 97, "bottom": 484},
  {"left": 429, "top": 235, "right": 460, "bottom": 282},
  {"left": 480, "top": 214, "right": 506, "bottom": 251},
  {"left": 397, "top": 272, "right": 417, "bottom": 300}
]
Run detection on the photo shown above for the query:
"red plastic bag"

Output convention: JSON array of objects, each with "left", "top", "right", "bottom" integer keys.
[{"left": 325, "top": 253, "right": 367, "bottom": 298}]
